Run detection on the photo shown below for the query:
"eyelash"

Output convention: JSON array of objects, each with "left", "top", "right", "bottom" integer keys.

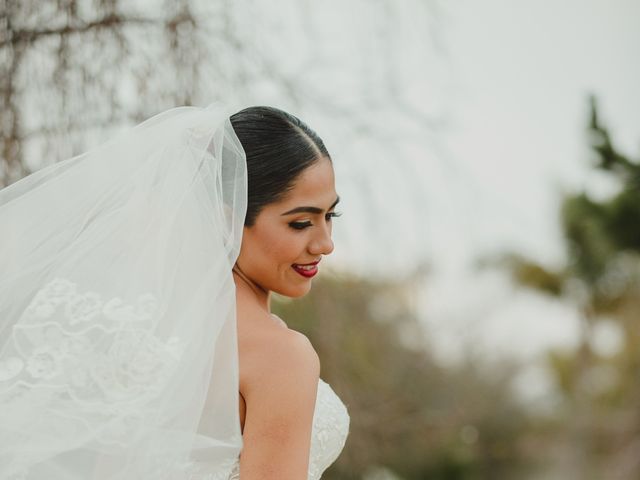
[{"left": 288, "top": 211, "right": 342, "bottom": 230}]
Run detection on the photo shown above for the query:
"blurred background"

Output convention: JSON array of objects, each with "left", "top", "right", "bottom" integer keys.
[{"left": 2, "top": 0, "right": 640, "bottom": 478}]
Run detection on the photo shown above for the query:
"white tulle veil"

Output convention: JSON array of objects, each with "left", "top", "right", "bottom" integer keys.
[{"left": 0, "top": 103, "right": 246, "bottom": 479}]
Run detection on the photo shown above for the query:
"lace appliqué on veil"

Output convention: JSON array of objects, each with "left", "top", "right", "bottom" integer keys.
[{"left": 0, "top": 277, "right": 186, "bottom": 440}]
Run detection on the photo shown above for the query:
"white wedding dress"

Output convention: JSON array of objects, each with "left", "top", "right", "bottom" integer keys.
[{"left": 227, "top": 378, "right": 350, "bottom": 480}]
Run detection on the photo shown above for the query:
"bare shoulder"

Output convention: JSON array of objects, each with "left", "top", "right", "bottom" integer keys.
[
  {"left": 235, "top": 287, "right": 319, "bottom": 383},
  {"left": 238, "top": 311, "right": 320, "bottom": 395},
  {"left": 236, "top": 310, "right": 320, "bottom": 478}
]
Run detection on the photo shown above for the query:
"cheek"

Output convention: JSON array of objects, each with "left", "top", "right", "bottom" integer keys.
[
  {"left": 268, "top": 231, "right": 306, "bottom": 266},
  {"left": 250, "top": 227, "right": 305, "bottom": 269}
]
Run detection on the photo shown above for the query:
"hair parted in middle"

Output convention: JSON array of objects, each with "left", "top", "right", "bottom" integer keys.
[{"left": 229, "top": 106, "right": 332, "bottom": 227}]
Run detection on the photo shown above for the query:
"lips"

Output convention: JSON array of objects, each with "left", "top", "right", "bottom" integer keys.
[{"left": 292, "top": 260, "right": 320, "bottom": 278}]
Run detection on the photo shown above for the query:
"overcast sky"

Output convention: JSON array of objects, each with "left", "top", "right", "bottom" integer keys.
[
  {"left": 394, "top": 0, "right": 640, "bottom": 403},
  {"left": 442, "top": 0, "right": 640, "bottom": 266},
  {"left": 288, "top": 0, "right": 640, "bottom": 404},
  {"left": 19, "top": 0, "right": 637, "bottom": 402}
]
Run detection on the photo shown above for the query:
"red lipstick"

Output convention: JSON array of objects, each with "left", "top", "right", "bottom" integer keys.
[{"left": 292, "top": 260, "right": 320, "bottom": 278}]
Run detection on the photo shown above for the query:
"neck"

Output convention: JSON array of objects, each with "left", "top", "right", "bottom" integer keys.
[{"left": 232, "top": 264, "right": 271, "bottom": 311}]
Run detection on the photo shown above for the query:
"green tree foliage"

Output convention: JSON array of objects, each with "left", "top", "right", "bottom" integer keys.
[
  {"left": 494, "top": 95, "right": 640, "bottom": 478},
  {"left": 564, "top": 96, "right": 640, "bottom": 286},
  {"left": 273, "top": 272, "right": 536, "bottom": 480}
]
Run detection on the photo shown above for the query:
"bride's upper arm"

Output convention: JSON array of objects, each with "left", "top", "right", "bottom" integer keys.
[{"left": 239, "top": 329, "right": 320, "bottom": 480}]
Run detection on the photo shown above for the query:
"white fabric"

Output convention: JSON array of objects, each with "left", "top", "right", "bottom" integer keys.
[
  {"left": 306, "top": 379, "right": 350, "bottom": 480},
  {"left": 224, "top": 378, "right": 350, "bottom": 480},
  {"left": 0, "top": 104, "right": 247, "bottom": 479}
]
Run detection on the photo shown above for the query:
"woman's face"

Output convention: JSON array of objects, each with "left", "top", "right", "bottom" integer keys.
[{"left": 236, "top": 157, "right": 339, "bottom": 298}]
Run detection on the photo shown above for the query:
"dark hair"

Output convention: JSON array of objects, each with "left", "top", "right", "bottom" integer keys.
[{"left": 229, "top": 106, "right": 331, "bottom": 227}]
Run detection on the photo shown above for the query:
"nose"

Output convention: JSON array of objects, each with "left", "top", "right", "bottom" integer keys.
[{"left": 309, "top": 222, "right": 334, "bottom": 256}]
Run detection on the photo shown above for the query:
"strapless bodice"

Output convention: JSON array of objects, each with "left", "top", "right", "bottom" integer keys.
[{"left": 228, "top": 377, "right": 350, "bottom": 479}]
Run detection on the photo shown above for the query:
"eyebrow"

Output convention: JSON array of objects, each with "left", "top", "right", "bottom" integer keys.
[{"left": 281, "top": 196, "right": 340, "bottom": 216}]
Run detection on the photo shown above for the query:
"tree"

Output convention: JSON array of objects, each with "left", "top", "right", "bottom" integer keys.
[
  {"left": 0, "top": 0, "right": 446, "bottom": 189},
  {"left": 490, "top": 95, "right": 640, "bottom": 478},
  {"left": 274, "top": 271, "right": 535, "bottom": 480},
  {"left": 1, "top": 0, "right": 236, "bottom": 185}
]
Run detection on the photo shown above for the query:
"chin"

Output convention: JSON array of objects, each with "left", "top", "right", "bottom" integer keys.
[{"left": 275, "top": 282, "right": 313, "bottom": 298}]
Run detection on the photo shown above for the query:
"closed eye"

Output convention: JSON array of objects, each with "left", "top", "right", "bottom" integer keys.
[
  {"left": 288, "top": 220, "right": 312, "bottom": 230},
  {"left": 288, "top": 211, "right": 342, "bottom": 230}
]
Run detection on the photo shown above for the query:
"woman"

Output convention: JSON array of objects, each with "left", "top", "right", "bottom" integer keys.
[
  {"left": 0, "top": 104, "right": 349, "bottom": 479},
  {"left": 228, "top": 107, "right": 349, "bottom": 479}
]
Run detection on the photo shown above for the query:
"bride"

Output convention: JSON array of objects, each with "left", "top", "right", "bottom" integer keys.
[{"left": 0, "top": 103, "right": 350, "bottom": 479}]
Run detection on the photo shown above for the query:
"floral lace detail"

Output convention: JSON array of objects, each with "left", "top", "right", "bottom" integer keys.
[
  {"left": 0, "top": 277, "right": 187, "bottom": 441},
  {"left": 307, "top": 379, "right": 350, "bottom": 480},
  {"left": 1, "top": 278, "right": 349, "bottom": 479},
  {"left": 21, "top": 277, "right": 160, "bottom": 327},
  {"left": 226, "top": 378, "right": 350, "bottom": 480}
]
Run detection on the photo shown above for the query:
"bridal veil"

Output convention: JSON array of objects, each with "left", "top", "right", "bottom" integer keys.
[{"left": 0, "top": 103, "right": 247, "bottom": 479}]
